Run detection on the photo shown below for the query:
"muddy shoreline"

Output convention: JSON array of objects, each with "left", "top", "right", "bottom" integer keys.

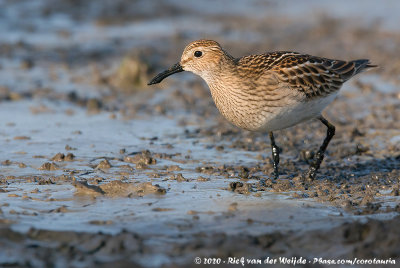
[{"left": 1, "top": 215, "right": 399, "bottom": 267}]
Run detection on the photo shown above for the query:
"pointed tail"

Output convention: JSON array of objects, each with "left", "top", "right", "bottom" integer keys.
[
  {"left": 331, "top": 59, "right": 377, "bottom": 81},
  {"left": 351, "top": 59, "right": 377, "bottom": 76}
]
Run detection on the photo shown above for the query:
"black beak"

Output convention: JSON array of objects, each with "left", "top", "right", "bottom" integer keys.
[{"left": 148, "top": 63, "right": 184, "bottom": 85}]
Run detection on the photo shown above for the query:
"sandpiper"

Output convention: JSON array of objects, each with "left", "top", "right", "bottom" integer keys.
[{"left": 148, "top": 40, "right": 376, "bottom": 179}]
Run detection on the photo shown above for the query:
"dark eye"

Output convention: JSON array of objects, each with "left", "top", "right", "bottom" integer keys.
[{"left": 194, "top": 51, "right": 202, "bottom": 57}]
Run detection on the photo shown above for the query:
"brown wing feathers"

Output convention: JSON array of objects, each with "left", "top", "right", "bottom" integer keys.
[{"left": 237, "top": 52, "right": 375, "bottom": 98}]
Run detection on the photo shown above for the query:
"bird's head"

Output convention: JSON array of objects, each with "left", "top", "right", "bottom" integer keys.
[{"left": 148, "top": 40, "right": 226, "bottom": 85}]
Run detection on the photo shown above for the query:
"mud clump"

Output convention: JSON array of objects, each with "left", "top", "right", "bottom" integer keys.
[
  {"left": 197, "top": 176, "right": 210, "bottom": 182},
  {"left": 18, "top": 163, "right": 27, "bottom": 168},
  {"left": 20, "top": 58, "right": 34, "bottom": 69},
  {"left": 38, "top": 162, "right": 59, "bottom": 171},
  {"left": 73, "top": 181, "right": 105, "bottom": 196},
  {"left": 229, "top": 181, "right": 253, "bottom": 194},
  {"left": 102, "top": 181, "right": 166, "bottom": 197},
  {"left": 86, "top": 98, "right": 102, "bottom": 113},
  {"left": 1, "top": 160, "right": 12, "bottom": 166},
  {"left": 124, "top": 150, "right": 157, "bottom": 169},
  {"left": 109, "top": 52, "right": 153, "bottom": 92},
  {"left": 171, "top": 173, "right": 188, "bottom": 182},
  {"left": 51, "top": 153, "right": 75, "bottom": 161},
  {"left": 96, "top": 159, "right": 112, "bottom": 169},
  {"left": 166, "top": 165, "right": 182, "bottom": 171},
  {"left": 48, "top": 206, "right": 71, "bottom": 213},
  {"left": 74, "top": 180, "right": 166, "bottom": 197},
  {"left": 13, "top": 136, "right": 31, "bottom": 140},
  {"left": 88, "top": 220, "right": 114, "bottom": 225}
]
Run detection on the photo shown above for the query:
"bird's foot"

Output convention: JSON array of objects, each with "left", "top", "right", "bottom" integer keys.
[
  {"left": 303, "top": 166, "right": 317, "bottom": 181},
  {"left": 271, "top": 170, "right": 279, "bottom": 180}
]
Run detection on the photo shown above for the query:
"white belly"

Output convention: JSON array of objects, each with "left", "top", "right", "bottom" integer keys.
[{"left": 257, "top": 93, "right": 338, "bottom": 132}]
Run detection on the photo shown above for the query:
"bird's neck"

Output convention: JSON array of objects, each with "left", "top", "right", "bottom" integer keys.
[
  {"left": 201, "top": 53, "right": 237, "bottom": 88},
  {"left": 200, "top": 55, "right": 245, "bottom": 126}
]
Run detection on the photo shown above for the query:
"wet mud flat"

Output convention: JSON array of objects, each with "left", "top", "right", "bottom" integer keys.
[
  {"left": 1, "top": 100, "right": 399, "bottom": 267},
  {"left": 1, "top": 0, "right": 400, "bottom": 267}
]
